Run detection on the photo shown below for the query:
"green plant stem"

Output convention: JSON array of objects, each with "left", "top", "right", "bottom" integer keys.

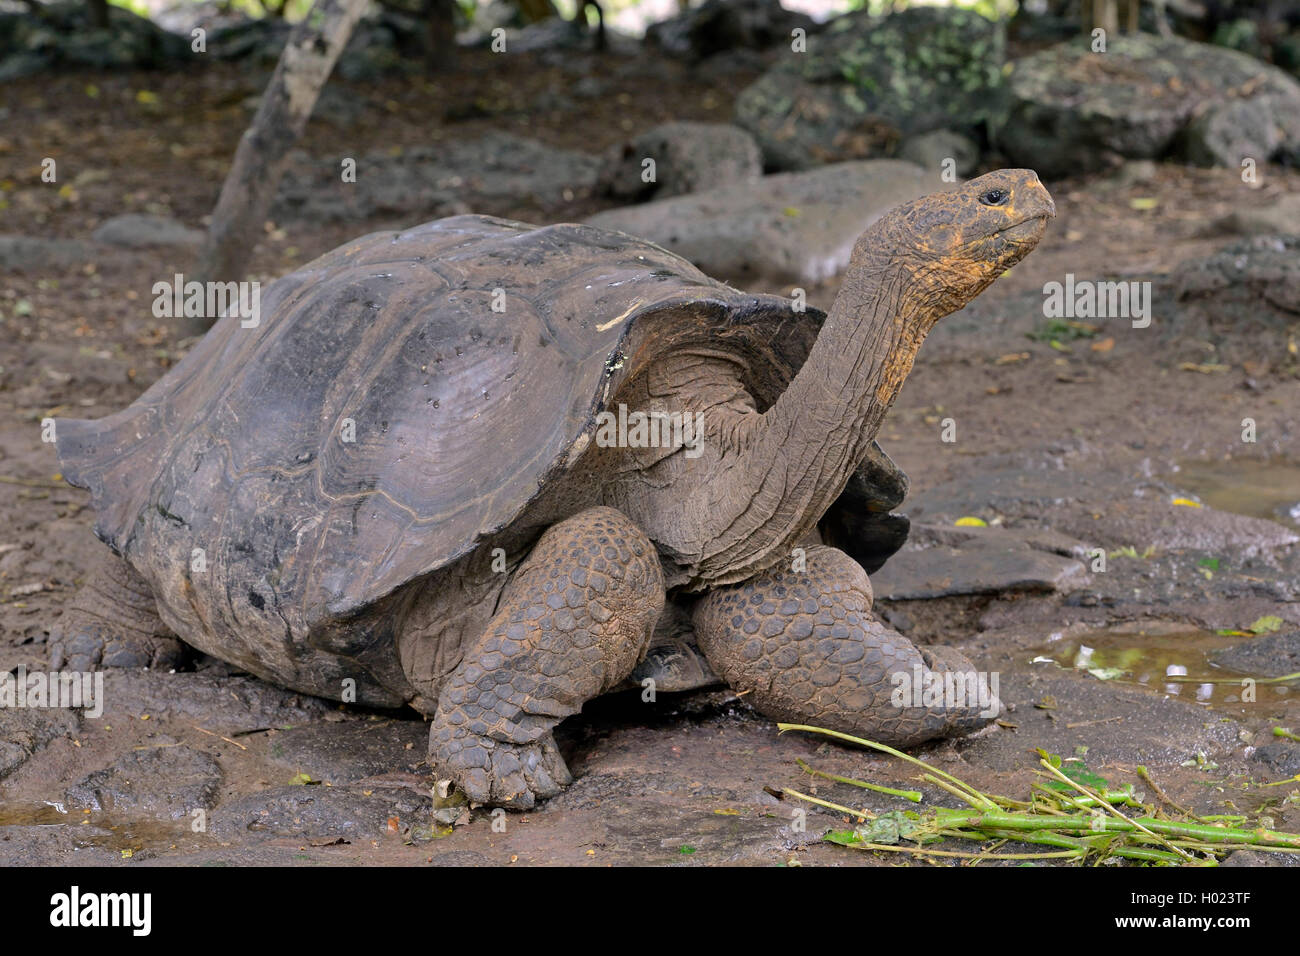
[
  {"left": 1039, "top": 759, "right": 1194, "bottom": 861},
  {"left": 782, "top": 787, "right": 873, "bottom": 820},
  {"left": 934, "top": 809, "right": 1300, "bottom": 848},
  {"left": 777, "top": 723, "right": 997, "bottom": 809},
  {"left": 795, "top": 758, "right": 922, "bottom": 802}
]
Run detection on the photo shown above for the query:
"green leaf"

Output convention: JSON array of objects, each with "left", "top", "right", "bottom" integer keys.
[
  {"left": 1044, "top": 759, "right": 1109, "bottom": 792},
  {"left": 1087, "top": 667, "right": 1127, "bottom": 681},
  {"left": 1250, "top": 616, "right": 1284, "bottom": 634},
  {"left": 851, "top": 810, "right": 922, "bottom": 846}
]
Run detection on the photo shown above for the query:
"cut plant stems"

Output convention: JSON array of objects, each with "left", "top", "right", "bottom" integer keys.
[{"left": 779, "top": 724, "right": 1300, "bottom": 865}]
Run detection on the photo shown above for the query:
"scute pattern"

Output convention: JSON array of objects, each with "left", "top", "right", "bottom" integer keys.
[{"left": 693, "top": 544, "right": 997, "bottom": 745}]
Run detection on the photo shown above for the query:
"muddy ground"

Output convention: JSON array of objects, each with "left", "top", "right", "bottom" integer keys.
[{"left": 2, "top": 49, "right": 1299, "bottom": 866}]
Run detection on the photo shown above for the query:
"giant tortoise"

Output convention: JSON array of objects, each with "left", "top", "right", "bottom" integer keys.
[{"left": 51, "top": 169, "right": 1054, "bottom": 807}]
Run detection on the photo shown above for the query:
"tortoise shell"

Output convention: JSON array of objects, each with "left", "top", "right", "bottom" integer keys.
[{"left": 56, "top": 215, "right": 907, "bottom": 646}]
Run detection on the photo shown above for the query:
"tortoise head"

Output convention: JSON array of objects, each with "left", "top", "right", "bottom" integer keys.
[{"left": 858, "top": 168, "right": 1055, "bottom": 320}]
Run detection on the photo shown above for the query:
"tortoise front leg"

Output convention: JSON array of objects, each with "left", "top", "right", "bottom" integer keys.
[
  {"left": 429, "top": 507, "right": 664, "bottom": 808},
  {"left": 692, "top": 545, "right": 999, "bottom": 746}
]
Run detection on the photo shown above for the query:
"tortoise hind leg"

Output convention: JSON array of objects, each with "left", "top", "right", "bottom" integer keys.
[
  {"left": 49, "top": 548, "right": 189, "bottom": 672},
  {"left": 428, "top": 507, "right": 664, "bottom": 808},
  {"left": 691, "top": 545, "right": 999, "bottom": 746}
]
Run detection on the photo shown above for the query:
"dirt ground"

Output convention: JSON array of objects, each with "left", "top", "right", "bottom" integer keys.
[{"left": 2, "top": 49, "right": 1298, "bottom": 866}]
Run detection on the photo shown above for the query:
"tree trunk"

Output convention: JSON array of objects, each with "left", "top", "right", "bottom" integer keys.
[
  {"left": 190, "top": 0, "right": 369, "bottom": 334},
  {"left": 424, "top": 0, "right": 457, "bottom": 72},
  {"left": 87, "top": 0, "right": 109, "bottom": 29}
]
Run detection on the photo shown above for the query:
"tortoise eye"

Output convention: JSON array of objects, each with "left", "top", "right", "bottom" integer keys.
[{"left": 979, "top": 188, "right": 1010, "bottom": 206}]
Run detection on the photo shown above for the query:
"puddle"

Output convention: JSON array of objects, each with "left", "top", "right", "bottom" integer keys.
[
  {"left": 0, "top": 801, "right": 211, "bottom": 854},
  {"left": 1171, "top": 458, "right": 1300, "bottom": 530},
  {"left": 1031, "top": 625, "right": 1294, "bottom": 710}
]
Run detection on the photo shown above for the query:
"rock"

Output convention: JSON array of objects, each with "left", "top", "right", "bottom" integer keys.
[
  {"left": 265, "top": 718, "right": 430, "bottom": 784},
  {"left": 0, "top": 1, "right": 192, "bottom": 76},
  {"left": 1221, "top": 848, "right": 1300, "bottom": 867},
  {"left": 65, "top": 743, "right": 222, "bottom": 820},
  {"left": 910, "top": 465, "right": 1300, "bottom": 558},
  {"left": 154, "top": 0, "right": 255, "bottom": 37},
  {"left": 92, "top": 214, "right": 204, "bottom": 249},
  {"left": 204, "top": 7, "right": 424, "bottom": 78},
  {"left": 600, "top": 122, "right": 762, "bottom": 201},
  {"left": 494, "top": 18, "right": 595, "bottom": 55},
  {"left": 692, "top": 46, "right": 770, "bottom": 82},
  {"left": 1212, "top": 631, "right": 1300, "bottom": 679},
  {"left": 97, "top": 669, "right": 332, "bottom": 733},
  {"left": 734, "top": 7, "right": 1004, "bottom": 170},
  {"left": 868, "top": 524, "right": 1086, "bottom": 601},
  {"left": 1170, "top": 235, "right": 1300, "bottom": 359},
  {"left": 898, "top": 130, "right": 979, "bottom": 178},
  {"left": 1000, "top": 34, "right": 1300, "bottom": 178},
  {"left": 205, "top": 17, "right": 291, "bottom": 63},
  {"left": 1250, "top": 740, "right": 1300, "bottom": 777},
  {"left": 0, "top": 706, "right": 80, "bottom": 781},
  {"left": 212, "top": 784, "right": 434, "bottom": 842},
  {"left": 1213, "top": 195, "right": 1300, "bottom": 236},
  {"left": 1058, "top": 496, "right": 1298, "bottom": 560},
  {"left": 585, "top": 159, "right": 944, "bottom": 284},
  {"left": 275, "top": 131, "right": 602, "bottom": 223},
  {"left": 0, "top": 2, "right": 432, "bottom": 79},
  {"left": 0, "top": 51, "right": 47, "bottom": 83},
  {"left": 953, "top": 668, "right": 1242, "bottom": 772},
  {"left": 0, "top": 825, "right": 123, "bottom": 867},
  {"left": 909, "top": 522, "right": 1090, "bottom": 558},
  {"left": 1181, "top": 95, "right": 1284, "bottom": 168},
  {"left": 647, "top": 0, "right": 816, "bottom": 61},
  {"left": 0, "top": 235, "right": 98, "bottom": 271}
]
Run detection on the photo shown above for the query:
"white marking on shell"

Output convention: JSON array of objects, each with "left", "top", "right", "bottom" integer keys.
[
  {"left": 595, "top": 300, "right": 642, "bottom": 332},
  {"left": 565, "top": 431, "right": 591, "bottom": 467}
]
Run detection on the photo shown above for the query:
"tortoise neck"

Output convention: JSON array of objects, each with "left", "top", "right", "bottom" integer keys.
[
  {"left": 728, "top": 245, "right": 937, "bottom": 571},
  {"left": 769, "top": 249, "right": 934, "bottom": 459}
]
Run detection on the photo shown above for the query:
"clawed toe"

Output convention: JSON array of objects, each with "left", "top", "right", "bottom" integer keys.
[
  {"left": 431, "top": 726, "right": 573, "bottom": 809},
  {"left": 49, "top": 619, "right": 187, "bottom": 672}
]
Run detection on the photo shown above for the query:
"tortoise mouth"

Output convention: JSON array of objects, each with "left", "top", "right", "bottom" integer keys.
[{"left": 995, "top": 215, "right": 1050, "bottom": 242}]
